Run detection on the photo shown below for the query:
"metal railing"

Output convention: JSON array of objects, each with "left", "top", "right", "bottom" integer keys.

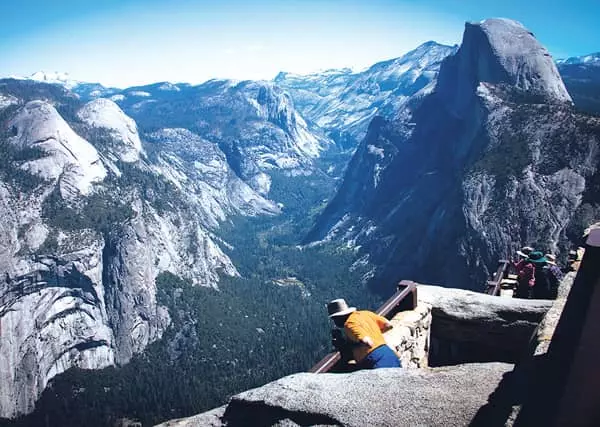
[{"left": 309, "top": 280, "right": 418, "bottom": 373}]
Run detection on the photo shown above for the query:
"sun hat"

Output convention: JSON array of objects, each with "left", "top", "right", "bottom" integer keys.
[
  {"left": 327, "top": 298, "right": 356, "bottom": 318},
  {"left": 545, "top": 254, "right": 557, "bottom": 265},
  {"left": 516, "top": 246, "right": 535, "bottom": 258},
  {"left": 527, "top": 251, "right": 548, "bottom": 264}
]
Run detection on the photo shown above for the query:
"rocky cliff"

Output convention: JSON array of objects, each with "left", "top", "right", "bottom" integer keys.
[
  {"left": 0, "top": 78, "right": 279, "bottom": 418},
  {"left": 307, "top": 18, "right": 600, "bottom": 293}
]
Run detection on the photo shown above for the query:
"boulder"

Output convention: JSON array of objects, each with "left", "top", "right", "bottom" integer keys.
[{"left": 158, "top": 362, "right": 513, "bottom": 427}]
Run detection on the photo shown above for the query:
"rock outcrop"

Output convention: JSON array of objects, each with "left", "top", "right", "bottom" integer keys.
[
  {"left": 158, "top": 363, "right": 514, "bottom": 427},
  {"left": 307, "top": 18, "right": 600, "bottom": 293},
  {"left": 437, "top": 18, "right": 571, "bottom": 113},
  {"left": 8, "top": 100, "right": 107, "bottom": 197},
  {"left": 158, "top": 281, "right": 558, "bottom": 426},
  {"left": 384, "top": 283, "right": 552, "bottom": 367},
  {"left": 418, "top": 284, "right": 552, "bottom": 364},
  {"left": 77, "top": 98, "right": 143, "bottom": 162}
]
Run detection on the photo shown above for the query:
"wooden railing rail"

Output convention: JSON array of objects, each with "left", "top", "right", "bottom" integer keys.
[{"left": 485, "top": 259, "right": 510, "bottom": 296}]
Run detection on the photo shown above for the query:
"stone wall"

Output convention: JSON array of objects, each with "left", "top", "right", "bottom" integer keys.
[{"left": 384, "top": 302, "right": 431, "bottom": 368}]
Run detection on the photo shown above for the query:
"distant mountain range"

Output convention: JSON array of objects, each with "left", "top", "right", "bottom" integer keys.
[
  {"left": 556, "top": 52, "right": 600, "bottom": 115},
  {"left": 556, "top": 52, "right": 600, "bottom": 66}
]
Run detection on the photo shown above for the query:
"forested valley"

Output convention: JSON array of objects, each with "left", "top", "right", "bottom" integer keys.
[{"left": 4, "top": 168, "right": 383, "bottom": 427}]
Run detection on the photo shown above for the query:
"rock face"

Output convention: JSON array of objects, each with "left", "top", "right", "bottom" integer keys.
[
  {"left": 77, "top": 98, "right": 143, "bottom": 162},
  {"left": 8, "top": 100, "right": 107, "bottom": 197},
  {"left": 276, "top": 41, "right": 456, "bottom": 150},
  {"left": 0, "top": 79, "right": 278, "bottom": 418},
  {"left": 158, "top": 363, "right": 514, "bottom": 427},
  {"left": 307, "top": 18, "right": 600, "bottom": 293},
  {"left": 437, "top": 18, "right": 571, "bottom": 111},
  {"left": 0, "top": 246, "right": 116, "bottom": 419}
]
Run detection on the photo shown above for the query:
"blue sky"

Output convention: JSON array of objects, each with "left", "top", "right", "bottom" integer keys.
[{"left": 1, "top": 0, "right": 599, "bottom": 88}]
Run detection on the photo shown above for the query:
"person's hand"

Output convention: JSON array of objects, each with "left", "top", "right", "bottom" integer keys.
[{"left": 361, "top": 336, "right": 374, "bottom": 347}]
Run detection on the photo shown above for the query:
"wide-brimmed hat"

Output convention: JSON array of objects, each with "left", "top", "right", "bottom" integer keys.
[
  {"left": 516, "top": 246, "right": 535, "bottom": 258},
  {"left": 327, "top": 298, "right": 356, "bottom": 318},
  {"left": 527, "top": 251, "right": 548, "bottom": 264},
  {"left": 545, "top": 254, "right": 557, "bottom": 265}
]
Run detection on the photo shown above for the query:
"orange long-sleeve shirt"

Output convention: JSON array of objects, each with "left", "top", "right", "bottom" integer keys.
[{"left": 344, "top": 310, "right": 390, "bottom": 362}]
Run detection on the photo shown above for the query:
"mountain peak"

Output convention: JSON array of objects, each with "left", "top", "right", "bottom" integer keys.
[
  {"left": 466, "top": 18, "right": 571, "bottom": 101},
  {"left": 436, "top": 18, "right": 571, "bottom": 115}
]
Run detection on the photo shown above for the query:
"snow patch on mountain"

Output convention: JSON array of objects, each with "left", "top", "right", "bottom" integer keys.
[
  {"left": 128, "top": 91, "right": 151, "bottom": 97},
  {"left": 158, "top": 82, "right": 181, "bottom": 91},
  {"left": 27, "top": 71, "right": 80, "bottom": 89},
  {"left": 557, "top": 52, "right": 600, "bottom": 66}
]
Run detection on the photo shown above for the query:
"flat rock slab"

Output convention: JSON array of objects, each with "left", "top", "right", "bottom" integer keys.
[
  {"left": 418, "top": 284, "right": 553, "bottom": 323},
  {"left": 418, "top": 284, "right": 552, "bottom": 363},
  {"left": 164, "top": 362, "right": 513, "bottom": 427}
]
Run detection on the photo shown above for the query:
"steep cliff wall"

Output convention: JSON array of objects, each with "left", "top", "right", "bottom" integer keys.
[
  {"left": 307, "top": 19, "right": 600, "bottom": 293},
  {"left": 0, "top": 81, "right": 278, "bottom": 418}
]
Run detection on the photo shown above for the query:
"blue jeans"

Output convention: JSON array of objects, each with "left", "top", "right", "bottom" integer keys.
[{"left": 360, "top": 345, "right": 402, "bottom": 369}]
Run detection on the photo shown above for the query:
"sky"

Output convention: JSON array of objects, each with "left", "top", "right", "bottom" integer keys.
[{"left": 1, "top": 0, "right": 599, "bottom": 88}]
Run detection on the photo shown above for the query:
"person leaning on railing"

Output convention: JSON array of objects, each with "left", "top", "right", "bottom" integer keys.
[{"left": 327, "top": 298, "right": 402, "bottom": 369}]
